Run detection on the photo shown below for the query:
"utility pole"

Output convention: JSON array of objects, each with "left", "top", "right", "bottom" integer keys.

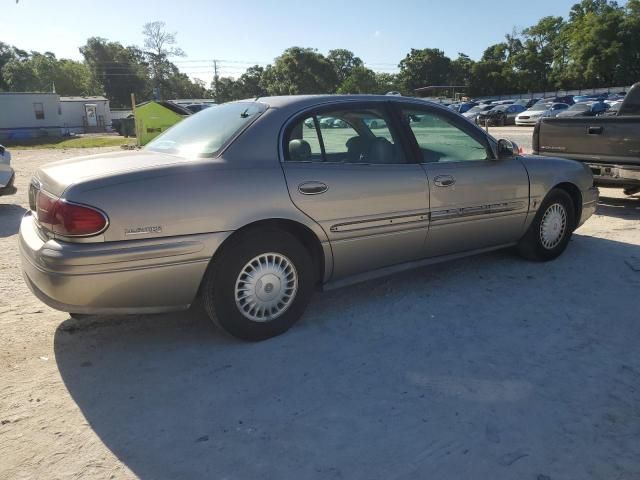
[{"left": 213, "top": 59, "right": 219, "bottom": 102}]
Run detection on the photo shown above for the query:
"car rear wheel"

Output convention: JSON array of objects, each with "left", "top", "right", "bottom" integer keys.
[
  {"left": 202, "top": 229, "right": 315, "bottom": 341},
  {"left": 517, "top": 188, "right": 575, "bottom": 261}
]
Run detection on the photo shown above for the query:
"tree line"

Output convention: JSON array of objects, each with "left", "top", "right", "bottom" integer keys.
[{"left": 1, "top": 0, "right": 638, "bottom": 108}]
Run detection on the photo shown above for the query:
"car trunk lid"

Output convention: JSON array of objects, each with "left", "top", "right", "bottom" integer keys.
[{"left": 33, "top": 150, "right": 191, "bottom": 197}]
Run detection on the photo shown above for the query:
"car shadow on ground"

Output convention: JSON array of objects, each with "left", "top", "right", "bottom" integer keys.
[
  {"left": 54, "top": 234, "right": 640, "bottom": 479},
  {"left": 596, "top": 194, "right": 640, "bottom": 219},
  {"left": 0, "top": 203, "right": 26, "bottom": 238}
]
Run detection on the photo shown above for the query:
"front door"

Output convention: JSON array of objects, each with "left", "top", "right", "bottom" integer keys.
[
  {"left": 84, "top": 104, "right": 98, "bottom": 128},
  {"left": 281, "top": 102, "right": 430, "bottom": 280},
  {"left": 397, "top": 104, "right": 530, "bottom": 258}
]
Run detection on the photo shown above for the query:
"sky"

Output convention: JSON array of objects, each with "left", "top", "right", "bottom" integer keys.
[{"left": 2, "top": 0, "right": 593, "bottom": 84}]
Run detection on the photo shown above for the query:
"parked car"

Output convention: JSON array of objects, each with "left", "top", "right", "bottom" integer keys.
[
  {"left": 319, "top": 116, "right": 337, "bottom": 128},
  {"left": 512, "top": 98, "right": 541, "bottom": 109},
  {"left": 449, "top": 102, "right": 477, "bottom": 114},
  {"left": 0, "top": 145, "right": 16, "bottom": 196},
  {"left": 554, "top": 95, "right": 575, "bottom": 105},
  {"left": 461, "top": 104, "right": 495, "bottom": 121},
  {"left": 515, "top": 102, "right": 569, "bottom": 126},
  {"left": 534, "top": 81, "right": 640, "bottom": 195},
  {"left": 476, "top": 104, "right": 526, "bottom": 126},
  {"left": 556, "top": 101, "right": 610, "bottom": 117},
  {"left": 20, "top": 95, "right": 597, "bottom": 340},
  {"left": 573, "top": 94, "right": 606, "bottom": 103}
]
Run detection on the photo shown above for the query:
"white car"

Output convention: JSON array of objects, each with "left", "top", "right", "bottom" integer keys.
[
  {"left": 515, "top": 102, "right": 569, "bottom": 126},
  {"left": 0, "top": 145, "right": 16, "bottom": 196}
]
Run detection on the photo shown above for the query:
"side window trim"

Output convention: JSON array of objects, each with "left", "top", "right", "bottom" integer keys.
[
  {"left": 393, "top": 102, "right": 496, "bottom": 163},
  {"left": 283, "top": 101, "right": 418, "bottom": 165},
  {"left": 312, "top": 114, "right": 327, "bottom": 161}
]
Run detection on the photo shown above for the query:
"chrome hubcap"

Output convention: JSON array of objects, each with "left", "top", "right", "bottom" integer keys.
[
  {"left": 540, "top": 203, "right": 567, "bottom": 249},
  {"left": 234, "top": 253, "right": 298, "bottom": 322}
]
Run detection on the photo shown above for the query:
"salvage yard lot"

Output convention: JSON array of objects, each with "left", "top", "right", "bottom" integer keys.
[{"left": 1, "top": 131, "right": 639, "bottom": 479}]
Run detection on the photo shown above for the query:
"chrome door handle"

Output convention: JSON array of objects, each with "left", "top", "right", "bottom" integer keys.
[
  {"left": 433, "top": 175, "right": 456, "bottom": 187},
  {"left": 588, "top": 126, "right": 603, "bottom": 135},
  {"left": 298, "top": 181, "right": 328, "bottom": 195}
]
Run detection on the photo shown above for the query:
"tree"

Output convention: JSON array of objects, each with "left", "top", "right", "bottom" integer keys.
[
  {"left": 337, "top": 66, "right": 378, "bottom": 94},
  {"left": 142, "top": 21, "right": 185, "bottom": 59},
  {"left": 450, "top": 53, "right": 475, "bottom": 87},
  {"left": 374, "top": 72, "right": 403, "bottom": 94},
  {"left": 80, "top": 37, "right": 150, "bottom": 107},
  {"left": 142, "top": 21, "right": 186, "bottom": 97},
  {"left": 260, "top": 47, "right": 338, "bottom": 95},
  {"left": 236, "top": 65, "right": 267, "bottom": 98},
  {"left": 481, "top": 43, "right": 508, "bottom": 63},
  {"left": 564, "top": 0, "right": 625, "bottom": 86},
  {"left": 0, "top": 42, "right": 18, "bottom": 91},
  {"left": 616, "top": 0, "right": 640, "bottom": 84},
  {"left": 212, "top": 77, "right": 242, "bottom": 103},
  {"left": 327, "top": 49, "right": 364, "bottom": 83},
  {"left": 1, "top": 50, "right": 98, "bottom": 95},
  {"left": 398, "top": 48, "right": 452, "bottom": 93}
]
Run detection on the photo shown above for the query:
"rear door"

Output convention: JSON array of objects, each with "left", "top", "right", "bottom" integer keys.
[
  {"left": 281, "top": 102, "right": 430, "bottom": 280},
  {"left": 397, "top": 103, "right": 530, "bottom": 258}
]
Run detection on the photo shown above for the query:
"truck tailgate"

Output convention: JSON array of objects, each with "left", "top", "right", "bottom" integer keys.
[{"left": 535, "top": 116, "right": 640, "bottom": 166}]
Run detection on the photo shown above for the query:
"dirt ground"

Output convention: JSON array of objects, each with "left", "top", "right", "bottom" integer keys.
[{"left": 1, "top": 135, "right": 639, "bottom": 480}]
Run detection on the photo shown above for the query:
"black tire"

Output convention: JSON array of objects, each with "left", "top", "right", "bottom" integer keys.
[
  {"left": 517, "top": 188, "right": 576, "bottom": 261},
  {"left": 202, "top": 229, "right": 316, "bottom": 341}
]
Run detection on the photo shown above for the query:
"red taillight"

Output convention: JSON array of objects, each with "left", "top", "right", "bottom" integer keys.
[{"left": 36, "top": 191, "right": 108, "bottom": 236}]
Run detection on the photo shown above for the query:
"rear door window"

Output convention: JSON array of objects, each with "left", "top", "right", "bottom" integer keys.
[{"left": 285, "top": 105, "right": 408, "bottom": 164}]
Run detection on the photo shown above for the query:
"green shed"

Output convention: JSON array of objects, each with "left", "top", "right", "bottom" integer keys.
[{"left": 134, "top": 101, "right": 191, "bottom": 146}]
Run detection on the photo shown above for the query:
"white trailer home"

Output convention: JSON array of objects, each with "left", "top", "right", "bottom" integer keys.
[
  {"left": 59, "top": 96, "right": 112, "bottom": 134},
  {"left": 0, "top": 92, "right": 62, "bottom": 141}
]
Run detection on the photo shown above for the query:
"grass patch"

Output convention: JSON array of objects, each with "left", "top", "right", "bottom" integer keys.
[{"left": 5, "top": 136, "right": 136, "bottom": 150}]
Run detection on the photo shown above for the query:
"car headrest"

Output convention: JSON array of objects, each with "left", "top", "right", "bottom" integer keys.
[
  {"left": 346, "top": 136, "right": 368, "bottom": 162},
  {"left": 366, "top": 137, "right": 394, "bottom": 164},
  {"left": 288, "top": 139, "right": 312, "bottom": 162}
]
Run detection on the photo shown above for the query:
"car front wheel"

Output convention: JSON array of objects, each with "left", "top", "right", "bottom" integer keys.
[
  {"left": 202, "top": 229, "right": 315, "bottom": 341},
  {"left": 517, "top": 188, "right": 575, "bottom": 261}
]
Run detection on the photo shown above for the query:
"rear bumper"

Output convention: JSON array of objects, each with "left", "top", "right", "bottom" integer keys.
[
  {"left": 578, "top": 186, "right": 599, "bottom": 228},
  {"left": 19, "top": 213, "right": 230, "bottom": 314},
  {"left": 586, "top": 162, "right": 640, "bottom": 187}
]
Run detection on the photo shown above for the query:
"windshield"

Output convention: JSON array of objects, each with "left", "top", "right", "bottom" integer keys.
[
  {"left": 567, "top": 103, "right": 590, "bottom": 112},
  {"left": 145, "top": 102, "right": 266, "bottom": 157},
  {"left": 491, "top": 105, "right": 508, "bottom": 112},
  {"left": 467, "top": 105, "right": 493, "bottom": 114},
  {"left": 530, "top": 102, "right": 550, "bottom": 111}
]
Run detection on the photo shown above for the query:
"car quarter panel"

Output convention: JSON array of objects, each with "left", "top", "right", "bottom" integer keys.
[
  {"left": 519, "top": 155, "right": 597, "bottom": 228},
  {"left": 19, "top": 213, "right": 230, "bottom": 313}
]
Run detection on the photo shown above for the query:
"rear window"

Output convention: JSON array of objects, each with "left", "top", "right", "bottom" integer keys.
[{"left": 145, "top": 102, "right": 266, "bottom": 157}]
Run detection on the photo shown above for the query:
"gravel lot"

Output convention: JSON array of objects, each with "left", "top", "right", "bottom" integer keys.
[{"left": 1, "top": 133, "right": 639, "bottom": 480}]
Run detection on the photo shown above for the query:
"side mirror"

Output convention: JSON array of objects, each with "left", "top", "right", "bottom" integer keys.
[{"left": 497, "top": 139, "right": 516, "bottom": 158}]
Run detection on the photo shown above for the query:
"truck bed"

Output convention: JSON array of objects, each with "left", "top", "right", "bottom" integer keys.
[{"left": 534, "top": 116, "right": 640, "bottom": 166}]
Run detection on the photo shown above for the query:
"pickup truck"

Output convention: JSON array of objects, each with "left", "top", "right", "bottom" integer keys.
[{"left": 533, "top": 82, "right": 640, "bottom": 195}]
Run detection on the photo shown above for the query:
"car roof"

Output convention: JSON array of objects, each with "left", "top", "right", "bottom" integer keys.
[{"left": 237, "top": 94, "right": 443, "bottom": 111}]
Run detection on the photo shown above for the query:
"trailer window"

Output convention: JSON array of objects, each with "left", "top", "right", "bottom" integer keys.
[{"left": 34, "top": 103, "right": 44, "bottom": 120}]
